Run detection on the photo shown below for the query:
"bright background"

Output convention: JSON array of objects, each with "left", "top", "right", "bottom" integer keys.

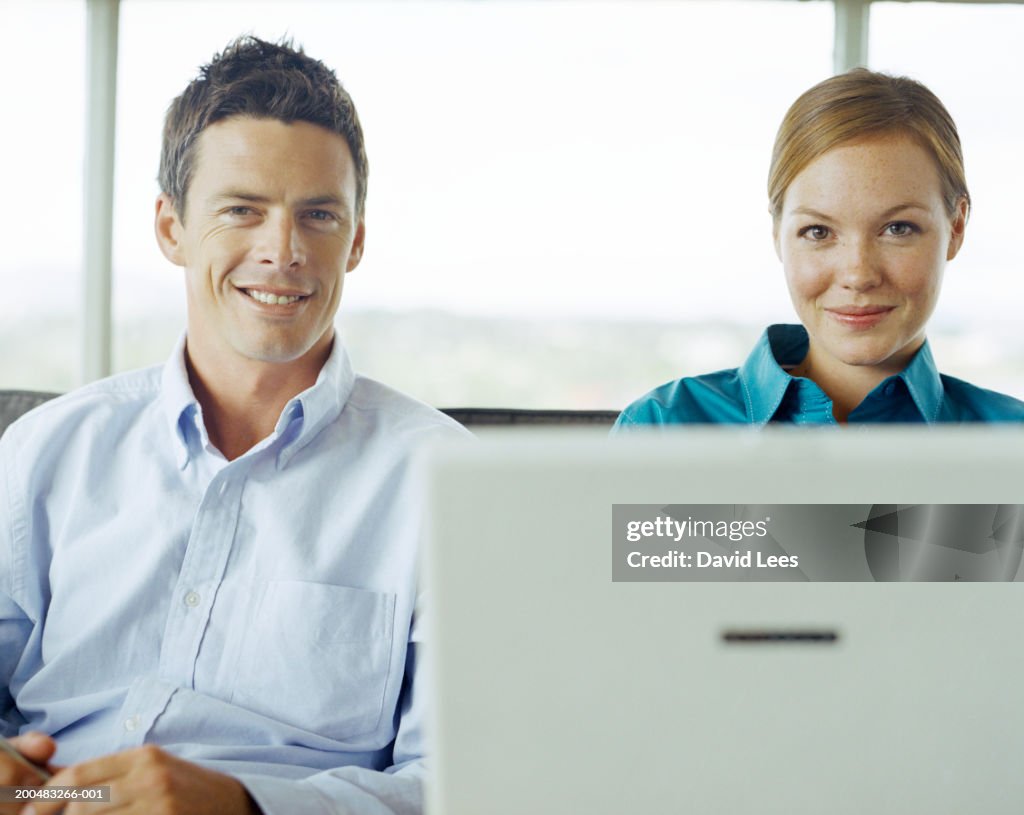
[{"left": 2, "top": 0, "right": 1022, "bottom": 407}]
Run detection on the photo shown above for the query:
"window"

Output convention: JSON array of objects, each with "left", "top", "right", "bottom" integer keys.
[
  {"left": 112, "top": 0, "right": 831, "bottom": 407},
  {"left": 0, "top": 0, "right": 85, "bottom": 391},
  {"left": 871, "top": 1, "right": 1024, "bottom": 398},
  {"left": 6, "top": 1, "right": 1021, "bottom": 407}
]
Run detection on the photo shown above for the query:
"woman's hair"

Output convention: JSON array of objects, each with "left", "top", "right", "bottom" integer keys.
[{"left": 767, "top": 68, "right": 969, "bottom": 223}]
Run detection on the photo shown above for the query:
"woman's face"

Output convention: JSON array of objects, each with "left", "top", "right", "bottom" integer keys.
[{"left": 775, "top": 133, "right": 967, "bottom": 379}]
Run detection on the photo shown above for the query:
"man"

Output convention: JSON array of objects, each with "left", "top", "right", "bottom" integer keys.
[{"left": 0, "top": 36, "right": 465, "bottom": 814}]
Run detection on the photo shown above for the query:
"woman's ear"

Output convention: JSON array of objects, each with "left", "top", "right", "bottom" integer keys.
[
  {"left": 154, "top": 193, "right": 186, "bottom": 266},
  {"left": 946, "top": 197, "right": 969, "bottom": 262}
]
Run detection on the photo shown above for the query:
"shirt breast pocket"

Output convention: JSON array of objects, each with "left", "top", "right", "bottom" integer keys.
[{"left": 230, "top": 580, "right": 396, "bottom": 740}]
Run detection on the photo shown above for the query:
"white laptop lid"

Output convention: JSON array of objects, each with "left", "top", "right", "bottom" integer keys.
[{"left": 424, "top": 428, "right": 1024, "bottom": 815}]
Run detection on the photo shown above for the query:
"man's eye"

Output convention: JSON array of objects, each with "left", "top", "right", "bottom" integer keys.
[
  {"left": 227, "top": 206, "right": 254, "bottom": 217},
  {"left": 306, "top": 210, "right": 335, "bottom": 222},
  {"left": 799, "top": 225, "right": 831, "bottom": 241},
  {"left": 886, "top": 221, "right": 917, "bottom": 237}
]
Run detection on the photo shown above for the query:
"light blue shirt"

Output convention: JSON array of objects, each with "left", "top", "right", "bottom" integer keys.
[
  {"left": 615, "top": 324, "right": 1024, "bottom": 427},
  {"left": 0, "top": 336, "right": 466, "bottom": 814}
]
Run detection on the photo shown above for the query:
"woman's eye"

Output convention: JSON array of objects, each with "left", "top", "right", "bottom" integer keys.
[
  {"left": 800, "top": 225, "right": 830, "bottom": 241},
  {"left": 886, "top": 221, "right": 917, "bottom": 237}
]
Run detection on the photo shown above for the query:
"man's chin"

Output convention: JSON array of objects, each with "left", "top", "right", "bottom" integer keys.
[
  {"left": 232, "top": 338, "right": 320, "bottom": 366},
  {"left": 243, "top": 348, "right": 313, "bottom": 365}
]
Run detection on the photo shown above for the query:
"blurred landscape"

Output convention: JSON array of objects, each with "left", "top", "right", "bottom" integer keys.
[{"left": 4, "top": 311, "right": 1023, "bottom": 411}]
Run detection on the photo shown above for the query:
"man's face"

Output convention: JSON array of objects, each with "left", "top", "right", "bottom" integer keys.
[{"left": 156, "top": 116, "right": 364, "bottom": 373}]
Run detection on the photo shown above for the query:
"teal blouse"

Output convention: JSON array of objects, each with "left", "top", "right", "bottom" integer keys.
[{"left": 615, "top": 324, "right": 1024, "bottom": 428}]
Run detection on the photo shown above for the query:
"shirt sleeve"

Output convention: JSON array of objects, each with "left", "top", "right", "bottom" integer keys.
[
  {"left": 612, "top": 398, "right": 657, "bottom": 432},
  {"left": 610, "top": 410, "right": 636, "bottom": 433},
  {"left": 0, "top": 430, "right": 33, "bottom": 738},
  {"left": 235, "top": 616, "right": 427, "bottom": 815}
]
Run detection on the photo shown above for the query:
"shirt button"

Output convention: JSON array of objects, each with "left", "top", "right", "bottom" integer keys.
[
  {"left": 184, "top": 590, "right": 201, "bottom": 608},
  {"left": 124, "top": 715, "right": 140, "bottom": 732}
]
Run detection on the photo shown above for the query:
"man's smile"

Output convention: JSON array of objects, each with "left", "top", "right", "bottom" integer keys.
[{"left": 241, "top": 287, "right": 309, "bottom": 306}]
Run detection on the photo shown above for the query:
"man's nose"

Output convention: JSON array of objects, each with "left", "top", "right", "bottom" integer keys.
[
  {"left": 836, "top": 237, "right": 883, "bottom": 291},
  {"left": 255, "top": 212, "right": 306, "bottom": 269}
]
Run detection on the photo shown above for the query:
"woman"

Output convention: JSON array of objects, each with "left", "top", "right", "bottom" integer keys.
[{"left": 615, "top": 69, "right": 1024, "bottom": 427}]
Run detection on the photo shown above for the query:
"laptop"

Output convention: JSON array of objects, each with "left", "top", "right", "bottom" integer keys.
[{"left": 423, "top": 427, "right": 1024, "bottom": 815}]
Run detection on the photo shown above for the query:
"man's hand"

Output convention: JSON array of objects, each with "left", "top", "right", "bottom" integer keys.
[
  {"left": 0, "top": 733, "right": 57, "bottom": 815},
  {"left": 28, "top": 745, "right": 259, "bottom": 815}
]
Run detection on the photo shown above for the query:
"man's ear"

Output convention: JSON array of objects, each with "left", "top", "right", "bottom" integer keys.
[
  {"left": 346, "top": 220, "right": 366, "bottom": 273},
  {"left": 154, "top": 193, "right": 186, "bottom": 266},
  {"left": 946, "top": 196, "right": 969, "bottom": 262}
]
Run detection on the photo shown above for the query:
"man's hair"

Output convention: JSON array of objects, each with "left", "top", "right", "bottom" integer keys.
[
  {"left": 768, "top": 68, "right": 969, "bottom": 224},
  {"left": 159, "top": 35, "right": 368, "bottom": 220}
]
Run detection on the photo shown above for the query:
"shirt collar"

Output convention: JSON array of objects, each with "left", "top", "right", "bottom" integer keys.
[
  {"left": 159, "top": 333, "right": 356, "bottom": 469},
  {"left": 738, "top": 324, "right": 808, "bottom": 425},
  {"left": 160, "top": 333, "right": 200, "bottom": 469},
  {"left": 738, "top": 324, "right": 944, "bottom": 424},
  {"left": 276, "top": 337, "right": 355, "bottom": 468},
  {"left": 891, "top": 340, "right": 944, "bottom": 422}
]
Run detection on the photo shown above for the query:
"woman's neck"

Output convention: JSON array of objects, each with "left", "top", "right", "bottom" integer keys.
[{"left": 791, "top": 341, "right": 919, "bottom": 423}]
